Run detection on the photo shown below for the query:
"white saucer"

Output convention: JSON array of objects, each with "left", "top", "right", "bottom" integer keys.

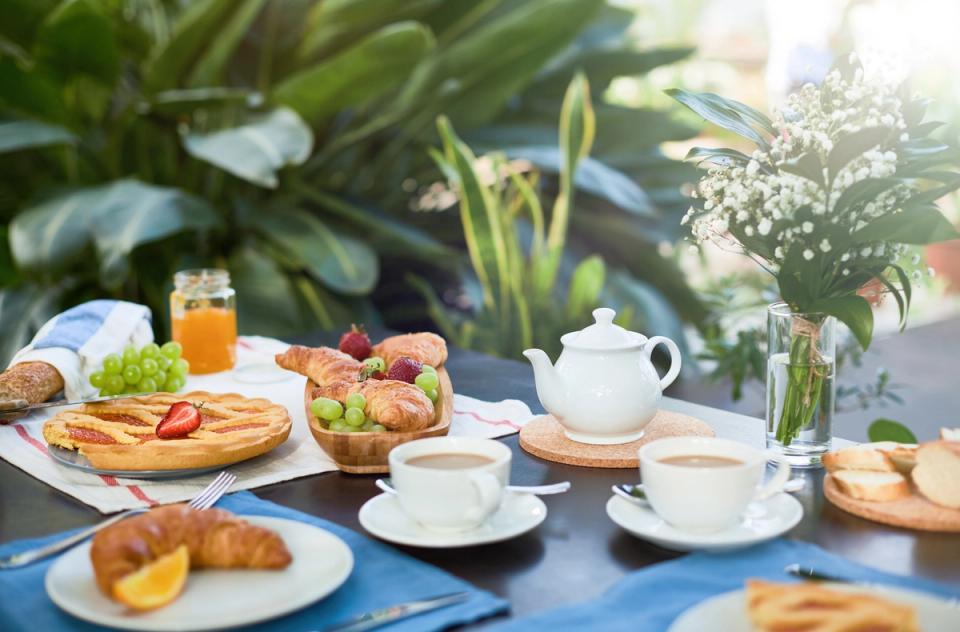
[
  {"left": 669, "top": 582, "right": 960, "bottom": 632},
  {"left": 606, "top": 493, "right": 803, "bottom": 552},
  {"left": 359, "top": 492, "right": 546, "bottom": 548},
  {"left": 46, "top": 516, "right": 353, "bottom": 631}
]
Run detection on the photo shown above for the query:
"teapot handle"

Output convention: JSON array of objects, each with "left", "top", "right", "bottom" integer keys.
[{"left": 644, "top": 336, "right": 681, "bottom": 391}]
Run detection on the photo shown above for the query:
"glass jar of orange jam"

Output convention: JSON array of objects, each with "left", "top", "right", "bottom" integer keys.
[{"left": 170, "top": 269, "right": 237, "bottom": 374}]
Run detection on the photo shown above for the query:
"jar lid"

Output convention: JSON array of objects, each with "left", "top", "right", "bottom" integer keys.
[
  {"left": 174, "top": 268, "right": 231, "bottom": 292},
  {"left": 560, "top": 307, "right": 647, "bottom": 350}
]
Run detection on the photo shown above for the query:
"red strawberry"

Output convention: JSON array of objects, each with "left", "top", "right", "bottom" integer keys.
[
  {"left": 371, "top": 370, "right": 387, "bottom": 380},
  {"left": 339, "top": 324, "right": 372, "bottom": 361},
  {"left": 156, "top": 401, "right": 202, "bottom": 439},
  {"left": 386, "top": 356, "right": 422, "bottom": 384}
]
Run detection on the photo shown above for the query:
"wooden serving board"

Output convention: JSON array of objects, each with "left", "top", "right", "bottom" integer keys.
[
  {"left": 303, "top": 368, "right": 453, "bottom": 474},
  {"left": 519, "top": 412, "right": 714, "bottom": 469},
  {"left": 824, "top": 474, "right": 960, "bottom": 533}
]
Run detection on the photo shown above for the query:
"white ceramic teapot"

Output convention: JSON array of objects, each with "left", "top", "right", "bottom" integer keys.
[{"left": 523, "top": 307, "right": 681, "bottom": 445}]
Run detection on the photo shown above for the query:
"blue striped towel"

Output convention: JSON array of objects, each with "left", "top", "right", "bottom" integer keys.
[{"left": 9, "top": 300, "right": 153, "bottom": 400}]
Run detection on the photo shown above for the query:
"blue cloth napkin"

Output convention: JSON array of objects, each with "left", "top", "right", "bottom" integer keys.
[
  {"left": 490, "top": 539, "right": 959, "bottom": 632},
  {"left": 0, "top": 491, "right": 508, "bottom": 631}
]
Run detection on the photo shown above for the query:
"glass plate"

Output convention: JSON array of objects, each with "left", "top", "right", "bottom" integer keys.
[{"left": 48, "top": 445, "right": 224, "bottom": 480}]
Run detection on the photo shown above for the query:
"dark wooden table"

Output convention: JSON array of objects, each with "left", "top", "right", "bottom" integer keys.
[{"left": 2, "top": 320, "right": 959, "bottom": 624}]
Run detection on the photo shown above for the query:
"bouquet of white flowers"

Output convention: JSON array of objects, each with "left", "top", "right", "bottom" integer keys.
[{"left": 670, "top": 55, "right": 960, "bottom": 448}]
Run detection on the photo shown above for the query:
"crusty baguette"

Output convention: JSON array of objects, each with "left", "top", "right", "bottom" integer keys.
[
  {"left": 0, "top": 361, "right": 64, "bottom": 404},
  {"left": 831, "top": 470, "right": 911, "bottom": 502},
  {"left": 90, "top": 504, "right": 291, "bottom": 597},
  {"left": 822, "top": 443, "right": 900, "bottom": 473},
  {"left": 912, "top": 441, "right": 960, "bottom": 509},
  {"left": 941, "top": 427, "right": 960, "bottom": 441}
]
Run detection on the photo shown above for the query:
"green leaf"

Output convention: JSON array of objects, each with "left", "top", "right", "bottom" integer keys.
[
  {"left": 827, "top": 127, "right": 887, "bottom": 181},
  {"left": 685, "top": 146, "right": 751, "bottom": 166},
  {"left": 833, "top": 178, "right": 903, "bottom": 215},
  {"left": 0, "top": 57, "right": 67, "bottom": 122},
  {"left": 228, "top": 246, "right": 310, "bottom": 336},
  {"left": 566, "top": 255, "right": 605, "bottom": 320},
  {"left": 181, "top": 107, "right": 313, "bottom": 188},
  {"left": 0, "top": 284, "right": 62, "bottom": 367},
  {"left": 853, "top": 205, "right": 959, "bottom": 244},
  {"left": 868, "top": 418, "right": 917, "bottom": 444},
  {"left": 666, "top": 88, "right": 775, "bottom": 148},
  {"left": 187, "top": 0, "right": 266, "bottom": 87},
  {"left": 274, "top": 21, "right": 435, "bottom": 125},
  {"left": 253, "top": 207, "right": 378, "bottom": 295},
  {"left": 146, "top": 87, "right": 255, "bottom": 116},
  {"left": 89, "top": 181, "right": 220, "bottom": 287},
  {"left": 143, "top": 0, "right": 235, "bottom": 92},
  {"left": 502, "top": 146, "right": 653, "bottom": 216},
  {"left": 9, "top": 180, "right": 219, "bottom": 286},
  {"left": 0, "top": 119, "right": 76, "bottom": 154},
  {"left": 780, "top": 152, "right": 825, "bottom": 188},
  {"left": 34, "top": 0, "right": 120, "bottom": 85},
  {"left": 810, "top": 294, "right": 874, "bottom": 350}
]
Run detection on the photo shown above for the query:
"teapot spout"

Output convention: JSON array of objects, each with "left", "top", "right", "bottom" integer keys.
[{"left": 523, "top": 348, "right": 566, "bottom": 417}]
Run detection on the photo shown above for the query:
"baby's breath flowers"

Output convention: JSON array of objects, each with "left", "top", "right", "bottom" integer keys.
[{"left": 668, "top": 54, "right": 960, "bottom": 446}]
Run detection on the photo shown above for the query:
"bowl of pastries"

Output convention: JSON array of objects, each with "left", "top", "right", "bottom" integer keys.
[{"left": 275, "top": 328, "right": 453, "bottom": 473}]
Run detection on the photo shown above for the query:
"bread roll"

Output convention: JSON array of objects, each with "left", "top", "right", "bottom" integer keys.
[
  {"left": 831, "top": 470, "right": 910, "bottom": 502},
  {"left": 912, "top": 441, "right": 960, "bottom": 509}
]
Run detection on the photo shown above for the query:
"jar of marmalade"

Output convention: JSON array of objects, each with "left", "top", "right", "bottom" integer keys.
[{"left": 170, "top": 269, "right": 237, "bottom": 374}]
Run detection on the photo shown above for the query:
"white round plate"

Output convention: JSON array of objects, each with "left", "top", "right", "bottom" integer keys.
[
  {"left": 359, "top": 491, "right": 546, "bottom": 548},
  {"left": 669, "top": 582, "right": 960, "bottom": 632},
  {"left": 45, "top": 516, "right": 353, "bottom": 631},
  {"left": 48, "top": 445, "right": 225, "bottom": 480},
  {"left": 606, "top": 493, "right": 803, "bottom": 552}
]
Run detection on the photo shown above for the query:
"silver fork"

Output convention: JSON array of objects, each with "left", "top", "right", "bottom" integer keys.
[{"left": 0, "top": 471, "right": 236, "bottom": 570}]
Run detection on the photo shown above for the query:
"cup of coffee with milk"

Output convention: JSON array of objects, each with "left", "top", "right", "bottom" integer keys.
[
  {"left": 639, "top": 437, "right": 791, "bottom": 532},
  {"left": 389, "top": 437, "right": 511, "bottom": 532}
]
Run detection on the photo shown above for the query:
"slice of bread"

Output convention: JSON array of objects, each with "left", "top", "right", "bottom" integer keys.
[
  {"left": 823, "top": 443, "right": 898, "bottom": 472},
  {"left": 912, "top": 441, "right": 960, "bottom": 509},
  {"left": 886, "top": 446, "right": 917, "bottom": 474},
  {"left": 831, "top": 470, "right": 911, "bottom": 502},
  {"left": 941, "top": 427, "right": 960, "bottom": 441}
]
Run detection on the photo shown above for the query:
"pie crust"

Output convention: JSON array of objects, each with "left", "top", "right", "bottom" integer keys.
[{"left": 42, "top": 391, "right": 291, "bottom": 471}]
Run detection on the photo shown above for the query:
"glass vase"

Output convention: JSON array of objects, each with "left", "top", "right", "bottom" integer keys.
[{"left": 766, "top": 302, "right": 836, "bottom": 467}]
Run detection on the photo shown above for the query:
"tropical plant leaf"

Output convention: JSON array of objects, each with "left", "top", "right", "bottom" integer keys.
[
  {"left": 832, "top": 178, "right": 904, "bottom": 214},
  {"left": 853, "top": 205, "right": 959, "bottom": 244},
  {"left": 868, "top": 418, "right": 917, "bottom": 444},
  {"left": 228, "top": 245, "right": 310, "bottom": 336},
  {"left": 274, "top": 21, "right": 435, "bottom": 126},
  {"left": 666, "top": 88, "right": 775, "bottom": 148},
  {"left": 187, "top": 0, "right": 267, "bottom": 87},
  {"left": 0, "top": 283, "right": 62, "bottom": 367},
  {"left": 529, "top": 46, "right": 694, "bottom": 97},
  {"left": 565, "top": 255, "right": 605, "bottom": 320},
  {"left": 827, "top": 127, "right": 887, "bottom": 180},
  {"left": 0, "top": 119, "right": 76, "bottom": 154},
  {"left": 780, "top": 152, "right": 825, "bottom": 188},
  {"left": 0, "top": 57, "right": 67, "bottom": 122},
  {"left": 810, "top": 294, "right": 874, "bottom": 350},
  {"left": 9, "top": 180, "right": 218, "bottom": 286},
  {"left": 34, "top": 0, "right": 120, "bottom": 85},
  {"left": 146, "top": 87, "right": 255, "bottom": 116},
  {"left": 253, "top": 206, "right": 378, "bottom": 295},
  {"left": 685, "top": 146, "right": 751, "bottom": 166},
  {"left": 182, "top": 107, "right": 313, "bottom": 188},
  {"left": 503, "top": 146, "right": 653, "bottom": 216}
]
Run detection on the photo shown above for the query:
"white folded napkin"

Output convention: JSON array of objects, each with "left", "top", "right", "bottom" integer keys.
[
  {"left": 9, "top": 300, "right": 153, "bottom": 400},
  {"left": 0, "top": 336, "right": 535, "bottom": 513}
]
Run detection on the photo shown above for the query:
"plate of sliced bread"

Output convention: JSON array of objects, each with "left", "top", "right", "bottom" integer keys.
[{"left": 822, "top": 427, "right": 960, "bottom": 532}]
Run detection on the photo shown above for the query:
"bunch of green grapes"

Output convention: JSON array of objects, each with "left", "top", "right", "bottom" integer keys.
[
  {"left": 90, "top": 342, "right": 189, "bottom": 396},
  {"left": 414, "top": 364, "right": 439, "bottom": 401},
  {"left": 311, "top": 392, "right": 387, "bottom": 433}
]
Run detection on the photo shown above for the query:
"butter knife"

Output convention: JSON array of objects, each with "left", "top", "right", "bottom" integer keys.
[
  {"left": 0, "top": 393, "right": 150, "bottom": 416},
  {"left": 318, "top": 591, "right": 471, "bottom": 632}
]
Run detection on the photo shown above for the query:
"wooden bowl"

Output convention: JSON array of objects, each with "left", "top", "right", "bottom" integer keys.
[{"left": 303, "top": 368, "right": 453, "bottom": 474}]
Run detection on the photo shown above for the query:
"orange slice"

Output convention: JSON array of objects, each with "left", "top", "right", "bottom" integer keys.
[{"left": 113, "top": 544, "right": 190, "bottom": 610}]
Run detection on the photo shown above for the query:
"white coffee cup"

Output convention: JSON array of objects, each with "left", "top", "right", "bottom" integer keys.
[
  {"left": 638, "top": 437, "right": 791, "bottom": 533},
  {"left": 389, "top": 437, "right": 511, "bottom": 532}
]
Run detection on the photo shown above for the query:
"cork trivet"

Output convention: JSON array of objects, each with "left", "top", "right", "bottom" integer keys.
[
  {"left": 519, "top": 412, "right": 714, "bottom": 469},
  {"left": 824, "top": 474, "right": 960, "bottom": 533}
]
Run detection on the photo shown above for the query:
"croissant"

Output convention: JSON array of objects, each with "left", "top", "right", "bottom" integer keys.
[
  {"left": 275, "top": 345, "right": 361, "bottom": 385},
  {"left": 372, "top": 333, "right": 447, "bottom": 369},
  {"left": 90, "top": 504, "right": 292, "bottom": 596},
  {"left": 312, "top": 379, "right": 434, "bottom": 432}
]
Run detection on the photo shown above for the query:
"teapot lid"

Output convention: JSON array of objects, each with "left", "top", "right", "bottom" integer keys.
[{"left": 560, "top": 307, "right": 647, "bottom": 350}]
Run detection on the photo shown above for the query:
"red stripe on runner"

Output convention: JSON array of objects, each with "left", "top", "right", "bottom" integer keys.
[
  {"left": 454, "top": 409, "right": 521, "bottom": 431},
  {"left": 14, "top": 425, "right": 158, "bottom": 506},
  {"left": 237, "top": 338, "right": 253, "bottom": 350}
]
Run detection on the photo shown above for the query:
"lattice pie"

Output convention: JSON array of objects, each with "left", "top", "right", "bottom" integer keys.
[{"left": 43, "top": 391, "right": 290, "bottom": 470}]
